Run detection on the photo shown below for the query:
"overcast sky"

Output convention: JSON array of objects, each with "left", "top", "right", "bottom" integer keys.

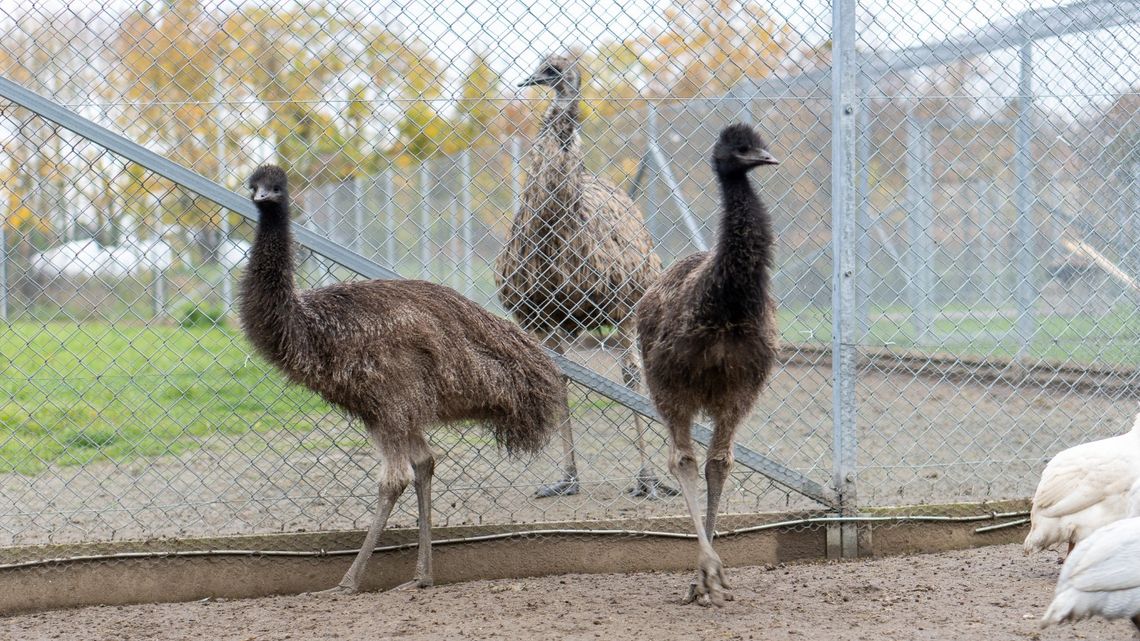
[{"left": 2, "top": 0, "right": 1138, "bottom": 117}]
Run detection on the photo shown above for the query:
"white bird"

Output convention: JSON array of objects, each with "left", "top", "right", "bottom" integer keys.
[
  {"left": 1041, "top": 514, "right": 1140, "bottom": 632},
  {"left": 1024, "top": 412, "right": 1140, "bottom": 558}
]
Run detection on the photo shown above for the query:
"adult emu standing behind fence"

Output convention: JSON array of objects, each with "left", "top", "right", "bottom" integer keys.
[
  {"left": 238, "top": 164, "right": 566, "bottom": 593},
  {"left": 496, "top": 53, "right": 675, "bottom": 499},
  {"left": 637, "top": 124, "right": 780, "bottom": 607}
]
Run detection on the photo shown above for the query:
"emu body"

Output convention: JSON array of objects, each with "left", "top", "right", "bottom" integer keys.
[
  {"left": 496, "top": 54, "right": 672, "bottom": 499},
  {"left": 636, "top": 124, "right": 780, "bottom": 606},
  {"left": 239, "top": 165, "right": 565, "bottom": 592}
]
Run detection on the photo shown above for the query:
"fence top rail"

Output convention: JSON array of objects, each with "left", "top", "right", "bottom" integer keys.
[{"left": 729, "top": 0, "right": 1140, "bottom": 100}]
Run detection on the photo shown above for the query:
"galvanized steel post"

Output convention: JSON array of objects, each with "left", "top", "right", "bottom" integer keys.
[
  {"left": 1014, "top": 33, "right": 1037, "bottom": 357},
  {"left": 830, "top": 0, "right": 860, "bottom": 559}
]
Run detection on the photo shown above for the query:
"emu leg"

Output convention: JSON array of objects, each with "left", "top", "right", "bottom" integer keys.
[
  {"left": 334, "top": 480, "right": 406, "bottom": 593},
  {"left": 396, "top": 456, "right": 435, "bottom": 590},
  {"left": 1131, "top": 615, "right": 1140, "bottom": 633},
  {"left": 703, "top": 455, "right": 735, "bottom": 602},
  {"left": 667, "top": 417, "right": 727, "bottom": 607},
  {"left": 617, "top": 328, "right": 677, "bottom": 500},
  {"left": 536, "top": 331, "right": 579, "bottom": 498}
]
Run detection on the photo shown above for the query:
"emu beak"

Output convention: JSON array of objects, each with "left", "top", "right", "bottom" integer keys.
[
  {"left": 518, "top": 71, "right": 555, "bottom": 88},
  {"left": 252, "top": 185, "right": 274, "bottom": 202},
  {"left": 743, "top": 149, "right": 780, "bottom": 166}
]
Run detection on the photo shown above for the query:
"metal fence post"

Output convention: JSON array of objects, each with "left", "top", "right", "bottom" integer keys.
[
  {"left": 351, "top": 176, "right": 364, "bottom": 254},
  {"left": 510, "top": 136, "right": 521, "bottom": 216},
  {"left": 906, "top": 114, "right": 935, "bottom": 344},
  {"left": 460, "top": 148, "right": 473, "bottom": 297},
  {"left": 830, "top": 0, "right": 860, "bottom": 560},
  {"left": 0, "top": 217, "right": 7, "bottom": 323},
  {"left": 383, "top": 168, "right": 396, "bottom": 269},
  {"left": 420, "top": 160, "right": 431, "bottom": 280},
  {"left": 1014, "top": 34, "right": 1037, "bottom": 357}
]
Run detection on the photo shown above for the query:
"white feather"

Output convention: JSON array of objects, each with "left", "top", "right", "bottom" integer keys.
[
  {"left": 1024, "top": 412, "right": 1140, "bottom": 556},
  {"left": 1042, "top": 517, "right": 1140, "bottom": 628}
]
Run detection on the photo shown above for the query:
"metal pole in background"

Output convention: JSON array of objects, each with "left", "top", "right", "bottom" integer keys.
[
  {"left": 906, "top": 113, "right": 935, "bottom": 345},
  {"left": 351, "top": 176, "right": 364, "bottom": 254},
  {"left": 510, "top": 136, "right": 522, "bottom": 216},
  {"left": 1014, "top": 34, "right": 1037, "bottom": 357},
  {"left": 213, "top": 87, "right": 232, "bottom": 318},
  {"left": 0, "top": 217, "right": 8, "bottom": 323},
  {"left": 420, "top": 160, "right": 431, "bottom": 280},
  {"left": 460, "top": 148, "right": 473, "bottom": 298},
  {"left": 830, "top": 0, "right": 860, "bottom": 559},
  {"left": 383, "top": 168, "right": 396, "bottom": 269}
]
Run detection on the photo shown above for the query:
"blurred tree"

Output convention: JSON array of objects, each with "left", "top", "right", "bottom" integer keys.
[
  {"left": 454, "top": 52, "right": 503, "bottom": 149},
  {"left": 643, "top": 0, "right": 795, "bottom": 98}
]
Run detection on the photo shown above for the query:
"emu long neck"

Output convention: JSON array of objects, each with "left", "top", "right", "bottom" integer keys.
[
  {"left": 239, "top": 200, "right": 304, "bottom": 363},
  {"left": 540, "top": 91, "right": 581, "bottom": 152},
  {"left": 703, "top": 171, "right": 774, "bottom": 324},
  {"left": 523, "top": 91, "right": 586, "bottom": 228}
]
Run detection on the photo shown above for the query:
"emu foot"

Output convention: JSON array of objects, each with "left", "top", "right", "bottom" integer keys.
[
  {"left": 309, "top": 584, "right": 358, "bottom": 597},
  {"left": 681, "top": 550, "right": 730, "bottom": 607},
  {"left": 627, "top": 469, "right": 680, "bottom": 500},
  {"left": 535, "top": 475, "right": 580, "bottom": 498},
  {"left": 394, "top": 577, "right": 433, "bottom": 591}
]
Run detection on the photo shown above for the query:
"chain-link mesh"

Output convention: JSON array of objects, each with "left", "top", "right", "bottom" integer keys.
[{"left": 1, "top": 0, "right": 1136, "bottom": 576}]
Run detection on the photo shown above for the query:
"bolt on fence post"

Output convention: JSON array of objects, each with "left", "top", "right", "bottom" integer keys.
[
  {"left": 830, "top": 0, "right": 860, "bottom": 560},
  {"left": 420, "top": 160, "right": 431, "bottom": 280},
  {"left": 1014, "top": 33, "right": 1037, "bottom": 358},
  {"left": 906, "top": 113, "right": 935, "bottom": 345},
  {"left": 460, "top": 148, "right": 473, "bottom": 298},
  {"left": 383, "top": 168, "right": 396, "bottom": 269}
]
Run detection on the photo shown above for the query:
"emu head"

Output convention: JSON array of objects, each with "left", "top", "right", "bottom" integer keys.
[
  {"left": 712, "top": 124, "right": 780, "bottom": 175},
  {"left": 519, "top": 54, "right": 580, "bottom": 99},
  {"left": 247, "top": 164, "right": 289, "bottom": 211}
]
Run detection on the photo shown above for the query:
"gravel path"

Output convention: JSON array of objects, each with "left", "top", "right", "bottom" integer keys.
[{"left": 0, "top": 543, "right": 1122, "bottom": 640}]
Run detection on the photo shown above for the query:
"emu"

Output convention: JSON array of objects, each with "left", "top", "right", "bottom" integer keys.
[
  {"left": 239, "top": 165, "right": 565, "bottom": 592},
  {"left": 496, "top": 53, "right": 674, "bottom": 499},
  {"left": 636, "top": 124, "right": 780, "bottom": 606}
]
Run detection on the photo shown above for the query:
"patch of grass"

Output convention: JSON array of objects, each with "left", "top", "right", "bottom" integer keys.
[
  {"left": 0, "top": 321, "right": 330, "bottom": 474},
  {"left": 177, "top": 303, "right": 227, "bottom": 329}
]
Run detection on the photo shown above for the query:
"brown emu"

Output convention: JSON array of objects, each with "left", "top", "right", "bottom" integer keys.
[
  {"left": 636, "top": 124, "right": 780, "bottom": 606},
  {"left": 496, "top": 53, "right": 674, "bottom": 499},
  {"left": 239, "top": 165, "right": 565, "bottom": 592}
]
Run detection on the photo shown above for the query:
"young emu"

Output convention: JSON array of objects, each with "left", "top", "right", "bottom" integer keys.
[
  {"left": 239, "top": 165, "right": 565, "bottom": 592},
  {"left": 636, "top": 124, "right": 780, "bottom": 606}
]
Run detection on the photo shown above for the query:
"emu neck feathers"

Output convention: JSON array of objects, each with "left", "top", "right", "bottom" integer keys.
[
  {"left": 702, "top": 172, "right": 774, "bottom": 324},
  {"left": 240, "top": 204, "right": 306, "bottom": 364}
]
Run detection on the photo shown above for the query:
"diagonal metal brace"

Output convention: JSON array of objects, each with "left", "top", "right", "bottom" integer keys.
[{"left": 0, "top": 75, "right": 836, "bottom": 509}]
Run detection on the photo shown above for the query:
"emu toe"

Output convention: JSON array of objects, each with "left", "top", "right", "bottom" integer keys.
[
  {"left": 628, "top": 469, "right": 680, "bottom": 500},
  {"left": 682, "top": 550, "right": 729, "bottom": 607},
  {"left": 535, "top": 475, "right": 581, "bottom": 498}
]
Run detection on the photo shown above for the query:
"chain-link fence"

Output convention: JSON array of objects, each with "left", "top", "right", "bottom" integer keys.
[{"left": 1, "top": 0, "right": 1138, "bottom": 584}]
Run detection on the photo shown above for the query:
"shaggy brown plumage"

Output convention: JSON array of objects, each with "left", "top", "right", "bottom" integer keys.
[
  {"left": 495, "top": 53, "right": 672, "bottom": 499},
  {"left": 239, "top": 164, "right": 565, "bottom": 593},
  {"left": 636, "top": 124, "right": 780, "bottom": 607}
]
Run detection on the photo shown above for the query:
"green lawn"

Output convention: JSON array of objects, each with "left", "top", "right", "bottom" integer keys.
[
  {"left": 0, "top": 321, "right": 330, "bottom": 475},
  {"left": 3, "top": 306, "right": 1137, "bottom": 475}
]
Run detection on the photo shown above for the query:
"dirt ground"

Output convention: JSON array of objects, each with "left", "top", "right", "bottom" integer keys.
[{"left": 0, "top": 543, "right": 1126, "bottom": 641}]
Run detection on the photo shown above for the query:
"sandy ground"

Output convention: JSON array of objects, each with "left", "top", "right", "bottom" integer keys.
[{"left": 0, "top": 543, "right": 1124, "bottom": 641}]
